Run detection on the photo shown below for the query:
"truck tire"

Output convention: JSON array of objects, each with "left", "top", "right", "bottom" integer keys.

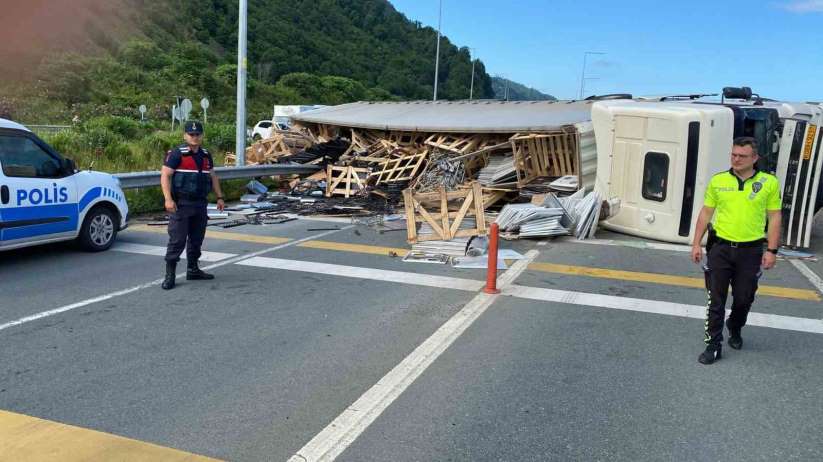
[{"left": 78, "top": 206, "right": 118, "bottom": 252}]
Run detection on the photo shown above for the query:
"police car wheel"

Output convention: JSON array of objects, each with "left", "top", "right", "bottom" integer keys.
[{"left": 79, "top": 207, "right": 118, "bottom": 251}]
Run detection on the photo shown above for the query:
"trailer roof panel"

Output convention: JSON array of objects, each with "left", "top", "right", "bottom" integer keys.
[{"left": 290, "top": 100, "right": 595, "bottom": 133}]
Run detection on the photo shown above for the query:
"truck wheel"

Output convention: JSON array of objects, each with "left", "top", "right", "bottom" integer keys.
[{"left": 78, "top": 206, "right": 118, "bottom": 251}]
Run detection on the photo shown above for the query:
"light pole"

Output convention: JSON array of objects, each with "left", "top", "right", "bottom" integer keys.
[
  {"left": 578, "top": 51, "right": 605, "bottom": 100},
  {"left": 469, "top": 48, "right": 476, "bottom": 100},
  {"left": 235, "top": 0, "right": 248, "bottom": 165},
  {"left": 433, "top": 0, "right": 443, "bottom": 101}
]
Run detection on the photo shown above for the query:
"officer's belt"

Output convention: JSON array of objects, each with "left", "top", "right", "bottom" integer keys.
[{"left": 714, "top": 236, "right": 764, "bottom": 248}]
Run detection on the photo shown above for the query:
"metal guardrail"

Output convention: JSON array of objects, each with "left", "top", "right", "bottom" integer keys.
[
  {"left": 27, "top": 124, "right": 72, "bottom": 135},
  {"left": 114, "top": 164, "right": 321, "bottom": 189}
]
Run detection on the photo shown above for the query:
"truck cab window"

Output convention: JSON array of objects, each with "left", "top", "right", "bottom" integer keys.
[
  {"left": 0, "top": 135, "right": 62, "bottom": 178},
  {"left": 642, "top": 152, "right": 669, "bottom": 202}
]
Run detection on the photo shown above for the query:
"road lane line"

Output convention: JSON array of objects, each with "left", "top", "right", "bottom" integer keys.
[
  {"left": 297, "top": 240, "right": 409, "bottom": 257},
  {"left": 0, "top": 227, "right": 351, "bottom": 333},
  {"left": 111, "top": 242, "right": 236, "bottom": 262},
  {"left": 130, "top": 224, "right": 820, "bottom": 301},
  {"left": 287, "top": 250, "right": 539, "bottom": 462},
  {"left": 129, "top": 224, "right": 291, "bottom": 245},
  {"left": 506, "top": 284, "right": 823, "bottom": 335},
  {"left": 230, "top": 256, "right": 823, "bottom": 336},
  {"left": 788, "top": 259, "right": 823, "bottom": 299},
  {"left": 527, "top": 261, "right": 820, "bottom": 301},
  {"left": 237, "top": 257, "right": 483, "bottom": 291},
  {"left": 557, "top": 236, "right": 692, "bottom": 252},
  {"left": 0, "top": 410, "right": 221, "bottom": 461}
]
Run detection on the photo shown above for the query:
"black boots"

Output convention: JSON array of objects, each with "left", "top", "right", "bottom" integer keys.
[
  {"left": 698, "top": 343, "right": 722, "bottom": 365},
  {"left": 162, "top": 260, "right": 212, "bottom": 289},
  {"left": 728, "top": 327, "right": 743, "bottom": 350},
  {"left": 186, "top": 260, "right": 214, "bottom": 280},
  {"left": 161, "top": 261, "right": 176, "bottom": 290}
]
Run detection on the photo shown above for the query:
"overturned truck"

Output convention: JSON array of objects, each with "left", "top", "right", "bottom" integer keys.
[{"left": 288, "top": 94, "right": 822, "bottom": 248}]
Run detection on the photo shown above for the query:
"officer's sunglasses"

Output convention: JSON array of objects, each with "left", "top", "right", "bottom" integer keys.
[{"left": 186, "top": 132, "right": 203, "bottom": 137}]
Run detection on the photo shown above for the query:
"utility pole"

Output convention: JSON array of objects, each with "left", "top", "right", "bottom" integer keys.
[
  {"left": 579, "top": 51, "right": 605, "bottom": 100},
  {"left": 433, "top": 0, "right": 442, "bottom": 101},
  {"left": 235, "top": 0, "right": 248, "bottom": 165}
]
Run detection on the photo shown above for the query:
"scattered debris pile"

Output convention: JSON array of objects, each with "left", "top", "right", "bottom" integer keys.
[{"left": 224, "top": 122, "right": 602, "bottom": 249}]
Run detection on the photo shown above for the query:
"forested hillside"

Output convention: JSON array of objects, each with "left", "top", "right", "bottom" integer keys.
[
  {"left": 492, "top": 77, "right": 556, "bottom": 101},
  {"left": 1, "top": 0, "right": 499, "bottom": 124}
]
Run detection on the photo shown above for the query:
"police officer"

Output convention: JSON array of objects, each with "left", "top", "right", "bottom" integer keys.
[
  {"left": 690, "top": 137, "right": 782, "bottom": 364},
  {"left": 160, "top": 121, "right": 225, "bottom": 290}
]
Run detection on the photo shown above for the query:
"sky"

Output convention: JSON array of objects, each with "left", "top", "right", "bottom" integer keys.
[{"left": 389, "top": 0, "right": 823, "bottom": 102}]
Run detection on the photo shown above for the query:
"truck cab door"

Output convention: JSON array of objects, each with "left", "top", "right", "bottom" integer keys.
[{"left": 0, "top": 131, "right": 78, "bottom": 247}]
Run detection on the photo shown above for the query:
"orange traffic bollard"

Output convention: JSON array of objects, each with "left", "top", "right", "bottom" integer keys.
[{"left": 484, "top": 222, "right": 501, "bottom": 294}]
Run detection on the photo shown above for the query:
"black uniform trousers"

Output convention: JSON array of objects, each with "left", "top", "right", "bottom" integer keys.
[
  {"left": 165, "top": 200, "right": 208, "bottom": 263},
  {"left": 703, "top": 243, "right": 763, "bottom": 345}
]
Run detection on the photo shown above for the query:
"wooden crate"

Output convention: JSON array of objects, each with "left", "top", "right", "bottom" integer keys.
[
  {"left": 326, "top": 165, "right": 371, "bottom": 198},
  {"left": 510, "top": 129, "right": 578, "bottom": 187},
  {"left": 403, "top": 182, "right": 487, "bottom": 243}
]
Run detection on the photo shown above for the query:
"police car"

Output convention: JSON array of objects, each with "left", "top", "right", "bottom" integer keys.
[{"left": 0, "top": 118, "right": 128, "bottom": 252}]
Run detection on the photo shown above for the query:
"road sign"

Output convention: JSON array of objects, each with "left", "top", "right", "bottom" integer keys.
[
  {"left": 200, "top": 98, "right": 210, "bottom": 123},
  {"left": 138, "top": 104, "right": 147, "bottom": 121},
  {"left": 180, "top": 99, "right": 193, "bottom": 121}
]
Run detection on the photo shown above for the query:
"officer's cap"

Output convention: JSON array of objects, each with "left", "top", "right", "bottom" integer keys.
[{"left": 185, "top": 121, "right": 204, "bottom": 134}]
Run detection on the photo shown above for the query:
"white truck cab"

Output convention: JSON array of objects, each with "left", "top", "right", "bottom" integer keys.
[
  {"left": 592, "top": 96, "right": 823, "bottom": 247},
  {"left": 0, "top": 118, "right": 128, "bottom": 252}
]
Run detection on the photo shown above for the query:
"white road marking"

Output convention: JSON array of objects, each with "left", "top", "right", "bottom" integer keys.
[
  {"left": 0, "top": 227, "right": 351, "bottom": 333},
  {"left": 788, "top": 259, "right": 823, "bottom": 300},
  {"left": 111, "top": 242, "right": 236, "bottom": 262},
  {"left": 237, "top": 257, "right": 485, "bottom": 292},
  {"left": 236, "top": 255, "right": 823, "bottom": 337},
  {"left": 506, "top": 284, "right": 823, "bottom": 335},
  {"left": 287, "top": 250, "right": 539, "bottom": 462}
]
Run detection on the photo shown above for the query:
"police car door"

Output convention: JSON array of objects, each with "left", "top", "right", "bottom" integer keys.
[{"left": 0, "top": 130, "right": 78, "bottom": 247}]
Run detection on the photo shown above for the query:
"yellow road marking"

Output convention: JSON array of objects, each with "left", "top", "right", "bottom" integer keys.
[
  {"left": 0, "top": 410, "right": 221, "bottom": 462},
  {"left": 527, "top": 262, "right": 820, "bottom": 301},
  {"left": 130, "top": 224, "right": 818, "bottom": 301},
  {"left": 130, "top": 224, "right": 291, "bottom": 245},
  {"left": 298, "top": 240, "right": 409, "bottom": 256}
]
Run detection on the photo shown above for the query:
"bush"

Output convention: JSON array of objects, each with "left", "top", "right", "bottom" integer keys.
[
  {"left": 83, "top": 116, "right": 142, "bottom": 139},
  {"left": 45, "top": 130, "right": 84, "bottom": 157},
  {"left": 79, "top": 127, "right": 123, "bottom": 151},
  {"left": 204, "top": 123, "right": 236, "bottom": 152}
]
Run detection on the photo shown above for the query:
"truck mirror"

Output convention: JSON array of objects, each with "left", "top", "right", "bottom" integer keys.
[{"left": 63, "top": 158, "right": 77, "bottom": 175}]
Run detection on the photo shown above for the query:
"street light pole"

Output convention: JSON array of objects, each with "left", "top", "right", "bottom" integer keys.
[
  {"left": 579, "top": 51, "right": 605, "bottom": 100},
  {"left": 469, "top": 48, "right": 476, "bottom": 100},
  {"left": 235, "top": 0, "right": 248, "bottom": 165},
  {"left": 433, "top": 0, "right": 442, "bottom": 101}
]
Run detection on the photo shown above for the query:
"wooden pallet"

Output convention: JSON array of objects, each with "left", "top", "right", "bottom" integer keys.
[
  {"left": 371, "top": 149, "right": 429, "bottom": 184},
  {"left": 403, "top": 182, "right": 487, "bottom": 243},
  {"left": 510, "top": 130, "right": 578, "bottom": 187},
  {"left": 425, "top": 134, "right": 482, "bottom": 154},
  {"left": 326, "top": 165, "right": 371, "bottom": 198}
]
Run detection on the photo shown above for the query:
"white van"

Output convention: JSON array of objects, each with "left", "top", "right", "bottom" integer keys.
[{"left": 0, "top": 118, "right": 129, "bottom": 251}]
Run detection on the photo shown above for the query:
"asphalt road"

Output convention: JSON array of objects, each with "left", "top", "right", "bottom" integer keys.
[{"left": 1, "top": 213, "right": 822, "bottom": 461}]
